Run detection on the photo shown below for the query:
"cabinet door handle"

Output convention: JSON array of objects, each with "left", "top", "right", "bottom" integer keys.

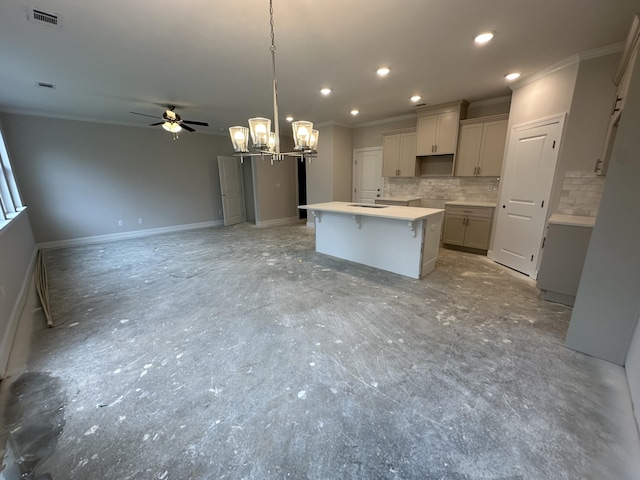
[
  {"left": 594, "top": 158, "right": 602, "bottom": 173},
  {"left": 477, "top": 166, "right": 481, "bottom": 175}
]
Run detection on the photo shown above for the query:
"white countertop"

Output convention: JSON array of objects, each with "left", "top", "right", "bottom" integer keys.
[
  {"left": 299, "top": 202, "right": 443, "bottom": 221},
  {"left": 548, "top": 214, "right": 596, "bottom": 227},
  {"left": 445, "top": 201, "right": 497, "bottom": 208}
]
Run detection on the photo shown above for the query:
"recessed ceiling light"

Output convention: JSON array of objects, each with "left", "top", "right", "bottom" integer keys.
[
  {"left": 286, "top": 116, "right": 294, "bottom": 122},
  {"left": 474, "top": 32, "right": 494, "bottom": 44},
  {"left": 410, "top": 95, "right": 422, "bottom": 103},
  {"left": 350, "top": 109, "right": 359, "bottom": 116},
  {"left": 505, "top": 72, "right": 521, "bottom": 81},
  {"left": 376, "top": 67, "right": 390, "bottom": 76},
  {"left": 320, "top": 88, "right": 331, "bottom": 96}
]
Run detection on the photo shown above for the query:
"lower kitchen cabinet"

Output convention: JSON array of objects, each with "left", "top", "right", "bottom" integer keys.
[
  {"left": 536, "top": 215, "right": 595, "bottom": 306},
  {"left": 442, "top": 203, "right": 495, "bottom": 253}
]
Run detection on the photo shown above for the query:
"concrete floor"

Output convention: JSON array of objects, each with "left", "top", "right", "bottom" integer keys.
[{"left": 1, "top": 222, "right": 639, "bottom": 480}]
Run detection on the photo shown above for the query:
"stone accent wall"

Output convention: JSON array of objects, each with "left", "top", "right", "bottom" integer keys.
[
  {"left": 386, "top": 176, "right": 500, "bottom": 208},
  {"left": 558, "top": 171, "right": 605, "bottom": 217}
]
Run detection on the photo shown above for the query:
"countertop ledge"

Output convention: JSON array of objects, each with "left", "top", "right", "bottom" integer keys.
[
  {"left": 445, "top": 201, "right": 497, "bottom": 208},
  {"left": 548, "top": 214, "right": 596, "bottom": 227},
  {"left": 299, "top": 202, "right": 443, "bottom": 222}
]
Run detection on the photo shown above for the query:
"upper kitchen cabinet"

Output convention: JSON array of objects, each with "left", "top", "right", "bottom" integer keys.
[
  {"left": 455, "top": 114, "right": 508, "bottom": 177},
  {"left": 596, "top": 14, "right": 639, "bottom": 176},
  {"left": 416, "top": 101, "right": 469, "bottom": 156},
  {"left": 382, "top": 129, "right": 418, "bottom": 177}
]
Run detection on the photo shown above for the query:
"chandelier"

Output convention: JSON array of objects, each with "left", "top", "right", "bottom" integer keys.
[{"left": 228, "top": 0, "right": 318, "bottom": 164}]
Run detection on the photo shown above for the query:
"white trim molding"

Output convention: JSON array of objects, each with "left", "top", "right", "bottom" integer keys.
[{"left": 37, "top": 220, "right": 224, "bottom": 250}]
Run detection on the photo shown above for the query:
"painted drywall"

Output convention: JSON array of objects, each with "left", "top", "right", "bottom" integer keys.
[
  {"left": 351, "top": 117, "right": 416, "bottom": 150},
  {"left": 330, "top": 125, "right": 353, "bottom": 202},
  {"left": 1, "top": 113, "right": 233, "bottom": 243},
  {"left": 565, "top": 45, "right": 640, "bottom": 365},
  {"left": 252, "top": 156, "right": 298, "bottom": 225},
  {"left": 627, "top": 316, "right": 640, "bottom": 431},
  {"left": 467, "top": 100, "right": 511, "bottom": 119},
  {"left": 0, "top": 209, "right": 36, "bottom": 377},
  {"left": 548, "top": 53, "right": 619, "bottom": 215},
  {"left": 306, "top": 126, "right": 334, "bottom": 204},
  {"left": 506, "top": 62, "right": 578, "bottom": 137}
]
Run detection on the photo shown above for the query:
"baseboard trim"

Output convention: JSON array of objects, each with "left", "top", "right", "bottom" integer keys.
[
  {"left": 255, "top": 216, "right": 302, "bottom": 228},
  {"left": 37, "top": 220, "right": 224, "bottom": 250},
  {"left": 0, "top": 246, "right": 38, "bottom": 379}
]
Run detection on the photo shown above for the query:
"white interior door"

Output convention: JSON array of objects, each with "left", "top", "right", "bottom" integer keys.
[
  {"left": 218, "top": 155, "right": 246, "bottom": 226},
  {"left": 353, "top": 147, "right": 383, "bottom": 203},
  {"left": 489, "top": 115, "right": 565, "bottom": 278}
]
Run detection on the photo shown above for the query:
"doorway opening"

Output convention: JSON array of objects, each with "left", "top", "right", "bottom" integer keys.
[{"left": 297, "top": 159, "right": 307, "bottom": 219}]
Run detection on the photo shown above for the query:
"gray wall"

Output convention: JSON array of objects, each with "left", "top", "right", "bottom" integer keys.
[
  {"left": 627, "top": 319, "right": 640, "bottom": 430},
  {"left": 506, "top": 62, "right": 578, "bottom": 132},
  {"left": 565, "top": 47, "right": 640, "bottom": 366},
  {"left": 252, "top": 155, "right": 299, "bottom": 225},
  {"left": 1, "top": 113, "right": 233, "bottom": 243},
  {"left": 306, "top": 124, "right": 353, "bottom": 204},
  {"left": 351, "top": 116, "right": 416, "bottom": 150},
  {"left": 548, "top": 54, "right": 619, "bottom": 215},
  {"left": 307, "top": 125, "right": 334, "bottom": 204},
  {"left": 331, "top": 125, "right": 353, "bottom": 202},
  {"left": 0, "top": 210, "right": 36, "bottom": 377}
]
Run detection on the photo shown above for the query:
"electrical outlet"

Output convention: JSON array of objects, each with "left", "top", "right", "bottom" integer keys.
[
  {"left": 138, "top": 218, "right": 144, "bottom": 225},
  {"left": 118, "top": 220, "right": 124, "bottom": 227}
]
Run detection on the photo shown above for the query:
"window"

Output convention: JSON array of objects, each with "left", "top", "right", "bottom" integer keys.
[{"left": 0, "top": 122, "right": 25, "bottom": 225}]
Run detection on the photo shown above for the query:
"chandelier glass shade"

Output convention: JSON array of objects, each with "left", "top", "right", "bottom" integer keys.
[{"left": 228, "top": 0, "right": 317, "bottom": 163}]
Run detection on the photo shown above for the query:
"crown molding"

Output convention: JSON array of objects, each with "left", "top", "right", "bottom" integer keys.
[{"left": 511, "top": 42, "right": 625, "bottom": 90}]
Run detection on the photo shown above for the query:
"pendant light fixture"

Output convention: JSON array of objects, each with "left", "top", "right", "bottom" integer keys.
[{"left": 228, "top": 0, "right": 318, "bottom": 164}]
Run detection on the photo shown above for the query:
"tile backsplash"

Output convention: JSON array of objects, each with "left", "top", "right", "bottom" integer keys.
[
  {"left": 557, "top": 171, "right": 605, "bottom": 217},
  {"left": 386, "top": 170, "right": 604, "bottom": 216},
  {"left": 386, "top": 176, "right": 500, "bottom": 208}
]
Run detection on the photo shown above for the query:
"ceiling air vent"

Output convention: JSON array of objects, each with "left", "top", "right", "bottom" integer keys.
[{"left": 28, "top": 8, "right": 60, "bottom": 27}]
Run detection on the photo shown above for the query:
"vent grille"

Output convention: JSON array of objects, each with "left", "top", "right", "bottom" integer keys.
[{"left": 28, "top": 8, "right": 60, "bottom": 27}]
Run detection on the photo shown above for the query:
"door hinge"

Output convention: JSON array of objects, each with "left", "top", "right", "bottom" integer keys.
[{"left": 552, "top": 140, "right": 556, "bottom": 149}]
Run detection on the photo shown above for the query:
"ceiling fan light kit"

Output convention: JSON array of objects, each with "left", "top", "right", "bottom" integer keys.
[
  {"left": 130, "top": 105, "right": 209, "bottom": 140},
  {"left": 228, "top": 0, "right": 317, "bottom": 164}
]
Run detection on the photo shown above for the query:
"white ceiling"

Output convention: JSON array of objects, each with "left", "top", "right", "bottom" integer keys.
[{"left": 1, "top": 0, "right": 640, "bottom": 135}]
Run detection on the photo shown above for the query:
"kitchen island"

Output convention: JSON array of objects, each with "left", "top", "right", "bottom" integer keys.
[{"left": 299, "top": 202, "right": 444, "bottom": 279}]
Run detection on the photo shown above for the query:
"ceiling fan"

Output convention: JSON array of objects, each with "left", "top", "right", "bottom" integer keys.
[{"left": 130, "top": 105, "right": 209, "bottom": 136}]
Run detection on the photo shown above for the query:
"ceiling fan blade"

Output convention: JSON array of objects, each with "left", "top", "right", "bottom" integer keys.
[
  {"left": 149, "top": 122, "right": 164, "bottom": 126},
  {"left": 180, "top": 123, "right": 196, "bottom": 132},
  {"left": 182, "top": 120, "right": 209, "bottom": 127},
  {"left": 131, "top": 111, "right": 160, "bottom": 119}
]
